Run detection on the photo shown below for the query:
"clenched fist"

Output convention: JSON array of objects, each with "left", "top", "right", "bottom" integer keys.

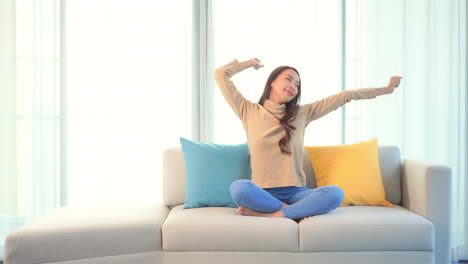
[{"left": 250, "top": 58, "right": 264, "bottom": 70}]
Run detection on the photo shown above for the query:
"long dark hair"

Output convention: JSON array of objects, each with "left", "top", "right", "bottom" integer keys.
[{"left": 258, "top": 66, "right": 301, "bottom": 155}]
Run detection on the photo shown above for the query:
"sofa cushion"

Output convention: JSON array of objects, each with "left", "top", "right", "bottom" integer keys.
[
  {"left": 4, "top": 204, "right": 169, "bottom": 264},
  {"left": 179, "top": 137, "right": 251, "bottom": 209},
  {"left": 303, "top": 145, "right": 401, "bottom": 205},
  {"left": 162, "top": 205, "right": 298, "bottom": 252},
  {"left": 299, "top": 204, "right": 433, "bottom": 252},
  {"left": 305, "top": 138, "right": 392, "bottom": 207}
]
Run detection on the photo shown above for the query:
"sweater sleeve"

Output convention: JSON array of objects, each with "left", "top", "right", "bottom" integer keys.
[
  {"left": 303, "top": 88, "right": 377, "bottom": 125},
  {"left": 214, "top": 59, "right": 253, "bottom": 121}
]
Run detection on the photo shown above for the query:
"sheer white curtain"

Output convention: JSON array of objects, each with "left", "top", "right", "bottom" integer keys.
[
  {"left": 0, "top": 0, "right": 61, "bottom": 260},
  {"left": 345, "top": 0, "right": 467, "bottom": 262},
  {"left": 211, "top": 0, "right": 343, "bottom": 146},
  {"left": 65, "top": 0, "right": 192, "bottom": 205}
]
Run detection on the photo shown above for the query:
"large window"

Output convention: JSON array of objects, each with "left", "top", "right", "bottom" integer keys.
[{"left": 66, "top": 0, "right": 192, "bottom": 205}]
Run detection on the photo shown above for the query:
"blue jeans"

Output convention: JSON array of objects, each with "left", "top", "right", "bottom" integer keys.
[{"left": 229, "top": 179, "right": 344, "bottom": 220}]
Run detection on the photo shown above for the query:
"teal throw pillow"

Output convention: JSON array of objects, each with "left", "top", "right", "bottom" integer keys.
[{"left": 179, "top": 137, "right": 251, "bottom": 209}]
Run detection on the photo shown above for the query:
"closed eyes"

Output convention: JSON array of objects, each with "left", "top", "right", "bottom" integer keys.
[{"left": 286, "top": 77, "right": 299, "bottom": 88}]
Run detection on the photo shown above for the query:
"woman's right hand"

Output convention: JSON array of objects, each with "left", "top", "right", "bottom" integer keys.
[{"left": 250, "top": 58, "right": 264, "bottom": 70}]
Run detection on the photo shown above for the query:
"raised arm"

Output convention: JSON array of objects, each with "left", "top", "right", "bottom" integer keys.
[
  {"left": 303, "top": 76, "right": 403, "bottom": 125},
  {"left": 214, "top": 58, "right": 264, "bottom": 121}
]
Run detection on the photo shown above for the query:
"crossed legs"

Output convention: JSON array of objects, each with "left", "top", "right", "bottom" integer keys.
[{"left": 230, "top": 179, "right": 344, "bottom": 221}]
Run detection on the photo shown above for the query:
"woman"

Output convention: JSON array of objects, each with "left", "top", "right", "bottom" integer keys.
[{"left": 214, "top": 58, "right": 402, "bottom": 222}]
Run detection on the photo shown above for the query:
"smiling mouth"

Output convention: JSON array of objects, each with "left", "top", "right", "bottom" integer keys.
[{"left": 285, "top": 90, "right": 293, "bottom": 96}]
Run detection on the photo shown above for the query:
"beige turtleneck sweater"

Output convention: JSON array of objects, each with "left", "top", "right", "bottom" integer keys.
[{"left": 214, "top": 59, "right": 377, "bottom": 188}]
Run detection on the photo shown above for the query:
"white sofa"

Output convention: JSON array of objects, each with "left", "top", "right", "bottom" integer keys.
[{"left": 4, "top": 146, "right": 452, "bottom": 264}]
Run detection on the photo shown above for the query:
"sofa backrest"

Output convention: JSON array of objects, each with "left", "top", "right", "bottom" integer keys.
[{"left": 163, "top": 146, "right": 401, "bottom": 208}]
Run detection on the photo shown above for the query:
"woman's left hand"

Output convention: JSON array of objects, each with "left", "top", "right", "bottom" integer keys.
[{"left": 383, "top": 76, "right": 403, "bottom": 94}]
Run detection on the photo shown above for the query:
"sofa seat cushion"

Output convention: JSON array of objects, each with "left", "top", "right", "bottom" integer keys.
[
  {"left": 162, "top": 205, "right": 299, "bottom": 252},
  {"left": 299, "top": 204, "right": 433, "bottom": 252},
  {"left": 5, "top": 204, "right": 170, "bottom": 264}
]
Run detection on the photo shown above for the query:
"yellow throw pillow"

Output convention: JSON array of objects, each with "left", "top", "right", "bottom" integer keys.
[{"left": 305, "top": 138, "right": 392, "bottom": 207}]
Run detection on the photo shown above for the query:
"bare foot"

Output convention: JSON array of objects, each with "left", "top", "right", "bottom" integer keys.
[
  {"left": 236, "top": 206, "right": 284, "bottom": 218},
  {"left": 297, "top": 216, "right": 314, "bottom": 223}
]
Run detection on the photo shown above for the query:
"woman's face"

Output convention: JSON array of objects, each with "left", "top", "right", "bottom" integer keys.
[{"left": 269, "top": 69, "right": 300, "bottom": 104}]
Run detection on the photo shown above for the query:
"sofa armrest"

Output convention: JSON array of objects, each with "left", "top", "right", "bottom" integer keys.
[{"left": 402, "top": 159, "right": 452, "bottom": 264}]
